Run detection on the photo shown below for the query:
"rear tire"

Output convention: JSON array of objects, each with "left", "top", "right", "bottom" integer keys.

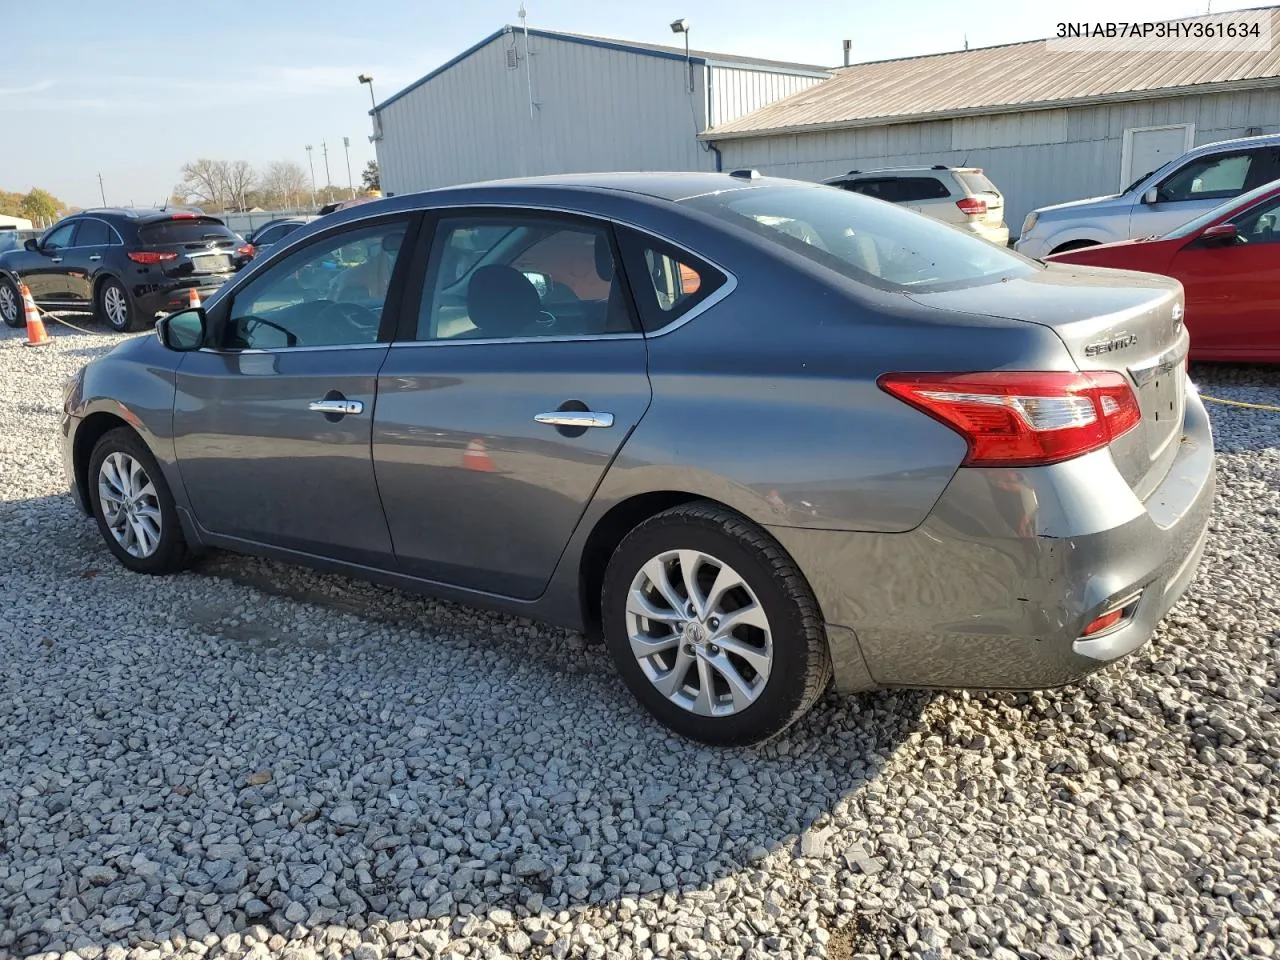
[
  {"left": 601, "top": 501, "right": 832, "bottom": 746},
  {"left": 0, "top": 276, "right": 22, "bottom": 328},
  {"left": 88, "top": 428, "right": 189, "bottom": 575},
  {"left": 97, "top": 277, "right": 144, "bottom": 332}
]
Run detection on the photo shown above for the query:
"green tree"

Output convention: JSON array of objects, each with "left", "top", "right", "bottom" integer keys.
[
  {"left": 361, "top": 160, "right": 380, "bottom": 192},
  {"left": 19, "top": 188, "right": 59, "bottom": 222}
]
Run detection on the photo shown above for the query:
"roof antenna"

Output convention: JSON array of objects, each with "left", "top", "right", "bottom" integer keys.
[{"left": 964, "top": 34, "right": 969, "bottom": 51}]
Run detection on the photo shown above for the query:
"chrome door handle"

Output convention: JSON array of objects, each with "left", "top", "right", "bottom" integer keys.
[
  {"left": 89, "top": 255, "right": 102, "bottom": 262},
  {"left": 309, "top": 399, "right": 364, "bottom": 415},
  {"left": 534, "top": 411, "right": 614, "bottom": 428},
  {"left": 50, "top": 257, "right": 63, "bottom": 263}
]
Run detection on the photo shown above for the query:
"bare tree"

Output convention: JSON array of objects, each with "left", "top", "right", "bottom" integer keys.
[
  {"left": 223, "top": 160, "right": 256, "bottom": 211},
  {"left": 258, "top": 160, "right": 311, "bottom": 209},
  {"left": 178, "top": 159, "right": 230, "bottom": 210}
]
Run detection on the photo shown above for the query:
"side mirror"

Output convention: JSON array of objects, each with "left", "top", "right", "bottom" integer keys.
[
  {"left": 24, "top": 238, "right": 38, "bottom": 251},
  {"left": 155, "top": 307, "right": 206, "bottom": 351},
  {"left": 522, "top": 271, "right": 551, "bottom": 297},
  {"left": 1141, "top": 187, "right": 1159, "bottom": 205},
  {"left": 1198, "top": 222, "right": 1239, "bottom": 246}
]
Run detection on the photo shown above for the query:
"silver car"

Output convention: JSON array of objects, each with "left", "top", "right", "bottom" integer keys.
[
  {"left": 1016, "top": 133, "right": 1280, "bottom": 258},
  {"left": 60, "top": 172, "right": 1215, "bottom": 745}
]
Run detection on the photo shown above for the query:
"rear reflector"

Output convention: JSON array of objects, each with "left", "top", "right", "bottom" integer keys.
[
  {"left": 237, "top": 244, "right": 255, "bottom": 257},
  {"left": 877, "top": 371, "right": 1142, "bottom": 467},
  {"left": 1082, "top": 609, "right": 1124, "bottom": 636},
  {"left": 127, "top": 251, "right": 179, "bottom": 264},
  {"left": 956, "top": 197, "right": 988, "bottom": 216}
]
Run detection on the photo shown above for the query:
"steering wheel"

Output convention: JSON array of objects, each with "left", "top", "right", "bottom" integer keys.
[
  {"left": 537, "top": 309, "right": 558, "bottom": 327},
  {"left": 239, "top": 316, "right": 298, "bottom": 348},
  {"left": 316, "top": 300, "right": 381, "bottom": 339}
]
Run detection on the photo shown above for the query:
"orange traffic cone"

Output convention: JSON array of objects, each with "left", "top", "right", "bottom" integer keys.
[
  {"left": 186, "top": 288, "right": 202, "bottom": 309},
  {"left": 462, "top": 438, "right": 495, "bottom": 472},
  {"left": 20, "top": 284, "right": 51, "bottom": 347}
]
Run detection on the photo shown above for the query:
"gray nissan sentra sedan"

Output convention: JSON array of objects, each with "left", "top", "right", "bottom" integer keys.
[{"left": 59, "top": 171, "right": 1215, "bottom": 745}]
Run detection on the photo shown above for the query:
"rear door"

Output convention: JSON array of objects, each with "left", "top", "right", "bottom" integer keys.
[
  {"left": 372, "top": 210, "right": 652, "bottom": 599},
  {"left": 172, "top": 214, "right": 417, "bottom": 565},
  {"left": 1169, "top": 193, "right": 1280, "bottom": 359}
]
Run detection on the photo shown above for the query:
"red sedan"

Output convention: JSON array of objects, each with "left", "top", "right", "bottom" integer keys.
[{"left": 1047, "top": 181, "right": 1280, "bottom": 362}]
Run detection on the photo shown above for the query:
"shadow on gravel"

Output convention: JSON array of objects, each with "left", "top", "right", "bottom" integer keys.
[
  {"left": 1191, "top": 363, "right": 1280, "bottom": 454},
  {"left": 0, "top": 497, "right": 932, "bottom": 957}
]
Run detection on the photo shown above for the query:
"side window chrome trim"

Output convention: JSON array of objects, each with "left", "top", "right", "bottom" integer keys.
[
  {"left": 196, "top": 342, "right": 392, "bottom": 356},
  {"left": 390, "top": 332, "right": 645, "bottom": 349}
]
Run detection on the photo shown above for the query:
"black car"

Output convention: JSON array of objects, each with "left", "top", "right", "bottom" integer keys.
[
  {"left": 244, "top": 218, "right": 310, "bottom": 254},
  {"left": 0, "top": 209, "right": 251, "bottom": 332}
]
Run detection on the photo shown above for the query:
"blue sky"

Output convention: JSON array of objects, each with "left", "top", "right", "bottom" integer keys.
[{"left": 4, "top": 0, "right": 1264, "bottom": 207}]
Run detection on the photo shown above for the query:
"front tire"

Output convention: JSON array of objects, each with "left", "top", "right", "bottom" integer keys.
[
  {"left": 601, "top": 502, "right": 832, "bottom": 746},
  {"left": 0, "top": 276, "right": 22, "bottom": 328},
  {"left": 88, "top": 428, "right": 189, "bottom": 574},
  {"left": 97, "top": 277, "right": 144, "bottom": 332}
]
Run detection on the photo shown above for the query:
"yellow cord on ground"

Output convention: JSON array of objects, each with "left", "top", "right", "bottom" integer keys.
[{"left": 1201, "top": 395, "right": 1280, "bottom": 412}]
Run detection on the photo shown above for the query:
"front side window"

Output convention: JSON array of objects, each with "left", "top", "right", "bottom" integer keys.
[
  {"left": 844, "top": 180, "right": 899, "bottom": 202},
  {"left": 684, "top": 184, "right": 1034, "bottom": 293},
  {"left": 1159, "top": 152, "right": 1254, "bottom": 202},
  {"left": 226, "top": 220, "right": 408, "bottom": 349},
  {"left": 41, "top": 222, "right": 76, "bottom": 250},
  {"left": 1231, "top": 196, "right": 1280, "bottom": 244},
  {"left": 417, "top": 216, "right": 635, "bottom": 341}
]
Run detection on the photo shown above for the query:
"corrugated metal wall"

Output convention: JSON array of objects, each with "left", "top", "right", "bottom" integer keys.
[
  {"left": 376, "top": 32, "right": 719, "bottom": 195},
  {"left": 708, "top": 66, "right": 825, "bottom": 128},
  {"left": 713, "top": 88, "right": 1280, "bottom": 234}
]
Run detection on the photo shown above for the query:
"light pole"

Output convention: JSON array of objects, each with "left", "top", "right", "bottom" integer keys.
[
  {"left": 322, "top": 140, "right": 333, "bottom": 202},
  {"left": 343, "top": 137, "right": 355, "bottom": 197},
  {"left": 305, "top": 145, "right": 316, "bottom": 209},
  {"left": 670, "top": 19, "right": 693, "bottom": 93},
  {"left": 358, "top": 73, "right": 380, "bottom": 142}
]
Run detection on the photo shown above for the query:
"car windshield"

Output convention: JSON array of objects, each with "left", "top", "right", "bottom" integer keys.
[
  {"left": 1122, "top": 169, "right": 1158, "bottom": 194},
  {"left": 684, "top": 184, "right": 1035, "bottom": 292},
  {"left": 1162, "top": 181, "right": 1280, "bottom": 239}
]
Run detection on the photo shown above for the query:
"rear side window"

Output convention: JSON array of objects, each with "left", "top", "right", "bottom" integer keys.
[
  {"left": 138, "top": 216, "right": 236, "bottom": 245},
  {"left": 844, "top": 179, "right": 899, "bottom": 202},
  {"left": 956, "top": 171, "right": 1000, "bottom": 196},
  {"left": 74, "top": 219, "right": 113, "bottom": 246},
  {"left": 893, "top": 177, "right": 952, "bottom": 202},
  {"left": 684, "top": 184, "right": 1034, "bottom": 293},
  {"left": 616, "top": 228, "right": 725, "bottom": 332}
]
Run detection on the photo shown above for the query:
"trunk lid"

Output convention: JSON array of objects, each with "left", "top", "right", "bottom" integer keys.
[
  {"left": 907, "top": 262, "right": 1189, "bottom": 500},
  {"left": 137, "top": 216, "right": 240, "bottom": 279}
]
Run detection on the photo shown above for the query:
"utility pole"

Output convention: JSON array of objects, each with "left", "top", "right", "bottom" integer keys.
[
  {"left": 305, "top": 145, "right": 317, "bottom": 208},
  {"left": 97, "top": 172, "right": 106, "bottom": 206},
  {"left": 322, "top": 141, "right": 333, "bottom": 202},
  {"left": 343, "top": 137, "right": 355, "bottom": 198}
]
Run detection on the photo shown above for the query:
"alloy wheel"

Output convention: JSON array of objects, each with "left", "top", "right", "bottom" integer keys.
[
  {"left": 103, "top": 285, "right": 129, "bottom": 329},
  {"left": 0, "top": 284, "right": 17, "bottom": 325},
  {"left": 625, "top": 549, "right": 773, "bottom": 717},
  {"left": 97, "top": 451, "right": 162, "bottom": 558}
]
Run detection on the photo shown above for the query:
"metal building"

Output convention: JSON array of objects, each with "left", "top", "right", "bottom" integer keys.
[
  {"left": 371, "top": 26, "right": 829, "bottom": 196},
  {"left": 703, "top": 8, "right": 1280, "bottom": 232}
]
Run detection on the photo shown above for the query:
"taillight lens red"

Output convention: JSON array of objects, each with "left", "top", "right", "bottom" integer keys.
[
  {"left": 877, "top": 371, "right": 1142, "bottom": 467},
  {"left": 956, "top": 197, "right": 988, "bottom": 216},
  {"left": 237, "top": 244, "right": 255, "bottom": 257},
  {"left": 168, "top": 213, "right": 198, "bottom": 220},
  {"left": 127, "top": 251, "right": 178, "bottom": 264}
]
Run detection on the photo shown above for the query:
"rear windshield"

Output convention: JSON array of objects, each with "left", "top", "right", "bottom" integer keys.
[
  {"left": 955, "top": 171, "right": 1000, "bottom": 196},
  {"left": 684, "top": 184, "right": 1034, "bottom": 293},
  {"left": 138, "top": 217, "right": 237, "bottom": 245}
]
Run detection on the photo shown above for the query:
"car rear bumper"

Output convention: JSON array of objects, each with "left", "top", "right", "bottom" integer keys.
[
  {"left": 769, "top": 379, "right": 1216, "bottom": 693},
  {"left": 965, "top": 220, "right": 1009, "bottom": 246},
  {"left": 132, "top": 275, "right": 233, "bottom": 320}
]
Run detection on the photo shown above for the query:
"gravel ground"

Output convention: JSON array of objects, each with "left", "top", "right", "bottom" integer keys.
[{"left": 1, "top": 319, "right": 1278, "bottom": 960}]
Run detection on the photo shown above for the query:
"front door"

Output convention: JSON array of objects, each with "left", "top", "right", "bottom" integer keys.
[
  {"left": 373, "top": 212, "right": 652, "bottom": 599},
  {"left": 23, "top": 221, "right": 78, "bottom": 303},
  {"left": 1135, "top": 146, "right": 1280, "bottom": 237},
  {"left": 1172, "top": 194, "right": 1280, "bottom": 360},
  {"left": 172, "top": 215, "right": 416, "bottom": 566}
]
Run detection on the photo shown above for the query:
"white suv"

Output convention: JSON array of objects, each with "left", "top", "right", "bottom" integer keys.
[
  {"left": 823, "top": 166, "right": 1009, "bottom": 245},
  {"left": 1016, "top": 133, "right": 1280, "bottom": 258}
]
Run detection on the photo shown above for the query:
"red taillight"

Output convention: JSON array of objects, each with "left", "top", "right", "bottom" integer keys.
[
  {"left": 127, "top": 251, "right": 178, "bottom": 264},
  {"left": 1082, "top": 609, "right": 1124, "bottom": 636},
  {"left": 237, "top": 244, "right": 255, "bottom": 257},
  {"left": 956, "top": 197, "right": 987, "bottom": 216},
  {"left": 877, "top": 371, "right": 1142, "bottom": 467},
  {"left": 168, "top": 213, "right": 198, "bottom": 220}
]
